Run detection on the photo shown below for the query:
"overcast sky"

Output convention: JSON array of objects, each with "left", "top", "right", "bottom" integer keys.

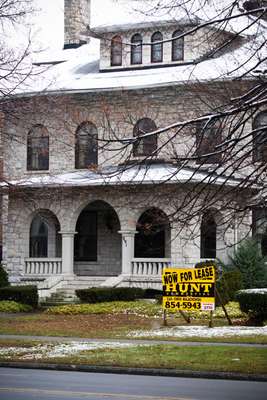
[{"left": 3, "top": 0, "right": 241, "bottom": 53}]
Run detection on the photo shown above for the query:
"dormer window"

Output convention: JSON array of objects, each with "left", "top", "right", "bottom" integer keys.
[
  {"left": 131, "top": 33, "right": 142, "bottom": 65},
  {"left": 151, "top": 31, "right": 163, "bottom": 63},
  {"left": 172, "top": 30, "right": 184, "bottom": 61},
  {"left": 111, "top": 35, "right": 122, "bottom": 66}
]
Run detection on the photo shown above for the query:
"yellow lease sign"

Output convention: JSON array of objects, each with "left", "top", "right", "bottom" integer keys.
[{"left": 162, "top": 267, "right": 216, "bottom": 311}]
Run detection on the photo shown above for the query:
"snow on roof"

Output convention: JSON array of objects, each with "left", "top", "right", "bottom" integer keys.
[
  {"left": 14, "top": 34, "right": 266, "bottom": 97},
  {"left": 2, "top": 1, "right": 266, "bottom": 97},
  {"left": 92, "top": 17, "right": 201, "bottom": 34},
  {"left": 90, "top": 0, "right": 265, "bottom": 37},
  {"left": 4, "top": 163, "right": 244, "bottom": 190}
]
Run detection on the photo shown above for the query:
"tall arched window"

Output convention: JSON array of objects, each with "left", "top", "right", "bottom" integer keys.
[
  {"left": 111, "top": 35, "right": 122, "bottom": 66},
  {"left": 252, "top": 111, "right": 267, "bottom": 162},
  {"left": 27, "top": 125, "right": 49, "bottom": 171},
  {"left": 133, "top": 118, "right": 157, "bottom": 156},
  {"left": 151, "top": 31, "right": 163, "bottom": 63},
  {"left": 135, "top": 208, "right": 169, "bottom": 258},
  {"left": 30, "top": 215, "right": 48, "bottom": 257},
  {"left": 195, "top": 118, "right": 222, "bottom": 164},
  {"left": 131, "top": 33, "right": 142, "bottom": 65},
  {"left": 201, "top": 211, "right": 217, "bottom": 258},
  {"left": 172, "top": 30, "right": 184, "bottom": 61},
  {"left": 75, "top": 122, "right": 98, "bottom": 169}
]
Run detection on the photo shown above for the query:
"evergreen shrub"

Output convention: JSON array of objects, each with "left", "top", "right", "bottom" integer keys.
[
  {"left": 0, "top": 264, "right": 9, "bottom": 288},
  {"left": 236, "top": 289, "right": 267, "bottom": 325},
  {"left": 0, "top": 285, "right": 38, "bottom": 308},
  {"left": 195, "top": 260, "right": 242, "bottom": 305},
  {"left": 229, "top": 239, "right": 267, "bottom": 289},
  {"left": 75, "top": 287, "right": 145, "bottom": 303}
]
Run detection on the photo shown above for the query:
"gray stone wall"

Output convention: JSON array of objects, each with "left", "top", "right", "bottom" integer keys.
[{"left": 3, "top": 82, "right": 252, "bottom": 180}]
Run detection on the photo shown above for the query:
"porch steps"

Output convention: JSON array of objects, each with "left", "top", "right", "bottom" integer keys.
[{"left": 40, "top": 276, "right": 110, "bottom": 305}]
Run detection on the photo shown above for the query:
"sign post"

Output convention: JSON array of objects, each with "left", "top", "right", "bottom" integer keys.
[{"left": 162, "top": 266, "right": 216, "bottom": 326}]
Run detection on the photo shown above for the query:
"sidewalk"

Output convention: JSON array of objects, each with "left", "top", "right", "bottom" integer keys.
[{"left": 0, "top": 333, "right": 266, "bottom": 347}]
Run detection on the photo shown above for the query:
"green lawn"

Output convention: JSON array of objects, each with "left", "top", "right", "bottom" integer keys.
[
  {"left": 0, "top": 340, "right": 266, "bottom": 375},
  {"left": 0, "top": 301, "right": 266, "bottom": 344}
]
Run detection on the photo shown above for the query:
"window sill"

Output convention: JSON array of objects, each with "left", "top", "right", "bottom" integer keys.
[{"left": 25, "top": 170, "right": 50, "bottom": 174}]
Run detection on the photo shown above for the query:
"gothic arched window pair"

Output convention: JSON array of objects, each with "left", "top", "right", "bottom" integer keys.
[
  {"left": 253, "top": 111, "right": 267, "bottom": 162},
  {"left": 27, "top": 125, "right": 49, "bottom": 171},
  {"left": 133, "top": 118, "right": 157, "bottom": 157},
  {"left": 75, "top": 122, "right": 98, "bottom": 169},
  {"left": 201, "top": 211, "right": 217, "bottom": 258}
]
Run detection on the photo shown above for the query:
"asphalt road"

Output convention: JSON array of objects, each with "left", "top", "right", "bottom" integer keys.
[{"left": 0, "top": 367, "right": 266, "bottom": 400}]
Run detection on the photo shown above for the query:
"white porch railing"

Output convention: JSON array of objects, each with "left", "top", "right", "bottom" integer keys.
[
  {"left": 25, "top": 258, "right": 62, "bottom": 275},
  {"left": 131, "top": 258, "right": 171, "bottom": 276}
]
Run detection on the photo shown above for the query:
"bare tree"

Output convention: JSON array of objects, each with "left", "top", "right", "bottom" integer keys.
[
  {"left": 1, "top": 0, "right": 267, "bottom": 260},
  {"left": 86, "top": 0, "right": 267, "bottom": 250}
]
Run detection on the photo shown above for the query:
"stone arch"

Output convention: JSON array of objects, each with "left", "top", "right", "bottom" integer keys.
[
  {"left": 70, "top": 197, "right": 122, "bottom": 233},
  {"left": 28, "top": 209, "right": 61, "bottom": 258},
  {"left": 134, "top": 207, "right": 171, "bottom": 258},
  {"left": 73, "top": 200, "right": 122, "bottom": 276}
]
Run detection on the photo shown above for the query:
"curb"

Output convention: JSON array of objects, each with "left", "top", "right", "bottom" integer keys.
[{"left": 0, "top": 362, "right": 267, "bottom": 382}]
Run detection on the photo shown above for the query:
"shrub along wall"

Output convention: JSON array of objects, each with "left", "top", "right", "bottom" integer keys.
[
  {"left": 0, "top": 264, "right": 9, "bottom": 288},
  {"left": 0, "top": 285, "right": 38, "bottom": 308},
  {"left": 76, "top": 287, "right": 148, "bottom": 303},
  {"left": 236, "top": 289, "right": 267, "bottom": 325}
]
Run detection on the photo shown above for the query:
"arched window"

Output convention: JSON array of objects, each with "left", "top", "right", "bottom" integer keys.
[
  {"left": 195, "top": 118, "right": 222, "bottom": 164},
  {"left": 201, "top": 211, "right": 217, "bottom": 258},
  {"left": 133, "top": 118, "right": 157, "bottom": 156},
  {"left": 30, "top": 215, "right": 48, "bottom": 257},
  {"left": 252, "top": 111, "right": 267, "bottom": 162},
  {"left": 131, "top": 33, "right": 142, "bottom": 65},
  {"left": 75, "top": 209, "right": 97, "bottom": 261},
  {"left": 172, "top": 30, "right": 184, "bottom": 61},
  {"left": 75, "top": 122, "right": 98, "bottom": 169},
  {"left": 111, "top": 35, "right": 122, "bottom": 66},
  {"left": 135, "top": 208, "right": 169, "bottom": 258},
  {"left": 151, "top": 31, "right": 163, "bottom": 63},
  {"left": 27, "top": 125, "right": 49, "bottom": 171}
]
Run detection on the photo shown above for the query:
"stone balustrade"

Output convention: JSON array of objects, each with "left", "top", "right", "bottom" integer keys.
[
  {"left": 25, "top": 258, "right": 62, "bottom": 275},
  {"left": 131, "top": 258, "right": 171, "bottom": 276}
]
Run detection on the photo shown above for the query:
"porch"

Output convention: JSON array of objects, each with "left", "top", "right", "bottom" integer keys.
[{"left": 23, "top": 201, "right": 172, "bottom": 293}]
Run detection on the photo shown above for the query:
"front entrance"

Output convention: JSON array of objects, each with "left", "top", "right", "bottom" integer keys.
[{"left": 74, "top": 200, "right": 121, "bottom": 276}]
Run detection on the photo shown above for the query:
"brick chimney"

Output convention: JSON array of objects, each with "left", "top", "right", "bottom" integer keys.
[{"left": 64, "top": 0, "right": 90, "bottom": 49}]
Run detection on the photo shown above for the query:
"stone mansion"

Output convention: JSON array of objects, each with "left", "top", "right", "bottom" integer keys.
[{"left": 1, "top": 0, "right": 266, "bottom": 300}]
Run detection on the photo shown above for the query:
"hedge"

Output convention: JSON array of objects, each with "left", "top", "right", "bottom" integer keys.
[
  {"left": 0, "top": 264, "right": 9, "bottom": 288},
  {"left": 0, "top": 285, "right": 38, "bottom": 308},
  {"left": 236, "top": 289, "right": 267, "bottom": 325},
  {"left": 0, "top": 300, "right": 33, "bottom": 313},
  {"left": 76, "top": 287, "right": 145, "bottom": 303}
]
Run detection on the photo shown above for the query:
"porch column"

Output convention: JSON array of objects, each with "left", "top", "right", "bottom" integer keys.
[
  {"left": 59, "top": 231, "right": 76, "bottom": 275},
  {"left": 118, "top": 230, "right": 137, "bottom": 275}
]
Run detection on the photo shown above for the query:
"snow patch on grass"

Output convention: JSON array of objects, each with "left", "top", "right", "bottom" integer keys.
[
  {"left": 128, "top": 325, "right": 267, "bottom": 338},
  {"left": 0, "top": 341, "right": 144, "bottom": 360}
]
